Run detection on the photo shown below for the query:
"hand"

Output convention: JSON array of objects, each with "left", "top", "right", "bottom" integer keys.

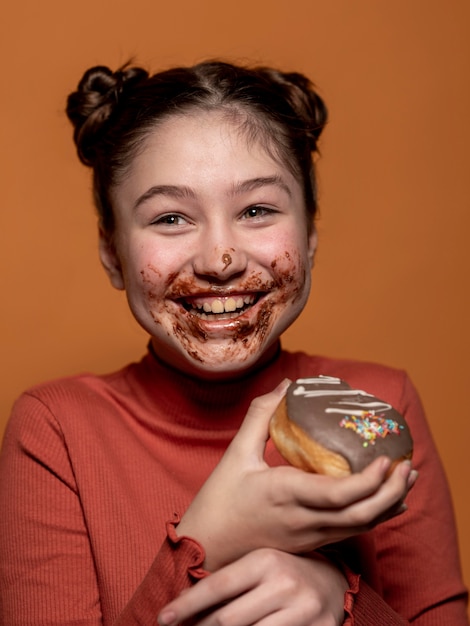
[
  {"left": 176, "top": 381, "right": 416, "bottom": 571},
  {"left": 158, "top": 548, "right": 348, "bottom": 626}
]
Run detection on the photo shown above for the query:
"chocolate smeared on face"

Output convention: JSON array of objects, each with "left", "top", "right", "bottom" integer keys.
[
  {"left": 133, "top": 227, "right": 311, "bottom": 374},
  {"left": 222, "top": 253, "right": 233, "bottom": 270},
  {"left": 144, "top": 246, "right": 305, "bottom": 367}
]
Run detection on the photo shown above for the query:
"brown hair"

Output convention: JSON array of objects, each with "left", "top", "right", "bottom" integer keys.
[{"left": 66, "top": 60, "right": 328, "bottom": 235}]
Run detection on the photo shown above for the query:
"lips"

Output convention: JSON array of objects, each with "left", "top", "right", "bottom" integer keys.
[{"left": 181, "top": 294, "right": 258, "bottom": 319}]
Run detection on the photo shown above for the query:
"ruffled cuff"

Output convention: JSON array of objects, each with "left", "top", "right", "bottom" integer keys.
[
  {"left": 335, "top": 560, "right": 407, "bottom": 625},
  {"left": 166, "top": 515, "right": 210, "bottom": 582},
  {"left": 316, "top": 549, "right": 359, "bottom": 625},
  {"left": 341, "top": 563, "right": 360, "bottom": 624}
]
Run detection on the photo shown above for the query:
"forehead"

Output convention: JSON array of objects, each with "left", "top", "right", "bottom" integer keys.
[
  {"left": 141, "top": 109, "right": 280, "bottom": 161},
  {"left": 119, "top": 110, "right": 300, "bottom": 192}
]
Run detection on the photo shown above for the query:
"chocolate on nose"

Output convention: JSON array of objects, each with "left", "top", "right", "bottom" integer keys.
[{"left": 222, "top": 253, "right": 232, "bottom": 269}]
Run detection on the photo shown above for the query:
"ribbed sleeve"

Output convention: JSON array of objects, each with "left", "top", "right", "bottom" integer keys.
[
  {"left": 0, "top": 383, "right": 211, "bottom": 624},
  {"left": 114, "top": 521, "right": 209, "bottom": 624}
]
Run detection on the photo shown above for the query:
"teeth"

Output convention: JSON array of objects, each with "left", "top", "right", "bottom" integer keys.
[
  {"left": 225, "top": 298, "right": 237, "bottom": 312},
  {"left": 186, "top": 294, "right": 255, "bottom": 315},
  {"left": 211, "top": 300, "right": 225, "bottom": 314}
]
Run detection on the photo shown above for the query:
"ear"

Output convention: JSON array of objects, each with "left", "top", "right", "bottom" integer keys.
[
  {"left": 98, "top": 228, "right": 125, "bottom": 290},
  {"left": 307, "top": 226, "right": 318, "bottom": 268}
]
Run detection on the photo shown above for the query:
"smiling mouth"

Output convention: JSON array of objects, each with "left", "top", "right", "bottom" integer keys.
[{"left": 181, "top": 294, "right": 259, "bottom": 320}]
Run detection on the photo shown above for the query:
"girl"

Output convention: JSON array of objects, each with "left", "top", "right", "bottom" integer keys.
[{"left": 0, "top": 60, "right": 467, "bottom": 625}]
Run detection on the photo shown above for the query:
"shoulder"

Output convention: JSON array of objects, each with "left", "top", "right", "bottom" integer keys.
[
  {"left": 5, "top": 358, "right": 144, "bottom": 441},
  {"left": 15, "top": 364, "right": 133, "bottom": 407}
]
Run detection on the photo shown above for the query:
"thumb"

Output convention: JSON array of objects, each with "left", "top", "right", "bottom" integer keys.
[{"left": 230, "top": 378, "right": 291, "bottom": 456}]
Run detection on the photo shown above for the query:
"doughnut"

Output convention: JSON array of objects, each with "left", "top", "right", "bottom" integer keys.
[{"left": 269, "top": 376, "right": 413, "bottom": 477}]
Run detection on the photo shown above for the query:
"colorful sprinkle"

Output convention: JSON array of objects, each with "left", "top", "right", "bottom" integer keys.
[{"left": 339, "top": 412, "right": 403, "bottom": 446}]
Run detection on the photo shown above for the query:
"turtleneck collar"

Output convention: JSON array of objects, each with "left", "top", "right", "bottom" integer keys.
[{"left": 124, "top": 341, "right": 300, "bottom": 431}]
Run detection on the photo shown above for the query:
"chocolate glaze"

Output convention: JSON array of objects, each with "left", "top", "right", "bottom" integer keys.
[{"left": 286, "top": 376, "right": 413, "bottom": 472}]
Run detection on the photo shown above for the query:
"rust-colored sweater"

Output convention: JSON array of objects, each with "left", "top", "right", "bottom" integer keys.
[{"left": 0, "top": 347, "right": 467, "bottom": 625}]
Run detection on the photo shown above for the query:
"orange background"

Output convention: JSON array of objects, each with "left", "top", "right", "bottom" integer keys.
[{"left": 1, "top": 0, "right": 469, "bottom": 605}]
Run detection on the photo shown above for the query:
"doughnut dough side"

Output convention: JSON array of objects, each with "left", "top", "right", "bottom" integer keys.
[{"left": 269, "top": 396, "right": 352, "bottom": 477}]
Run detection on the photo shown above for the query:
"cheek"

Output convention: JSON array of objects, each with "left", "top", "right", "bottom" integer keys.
[
  {"left": 269, "top": 239, "right": 310, "bottom": 304},
  {"left": 138, "top": 265, "right": 164, "bottom": 306},
  {"left": 123, "top": 242, "right": 181, "bottom": 301}
]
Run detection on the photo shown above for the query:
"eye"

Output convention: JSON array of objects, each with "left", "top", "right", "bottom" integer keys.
[
  {"left": 152, "top": 213, "right": 188, "bottom": 226},
  {"left": 242, "top": 205, "right": 274, "bottom": 220}
]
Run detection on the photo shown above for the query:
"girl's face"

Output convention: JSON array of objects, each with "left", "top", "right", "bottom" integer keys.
[{"left": 101, "top": 111, "right": 317, "bottom": 379}]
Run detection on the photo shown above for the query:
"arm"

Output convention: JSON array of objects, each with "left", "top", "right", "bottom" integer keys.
[
  {"left": 326, "top": 372, "right": 469, "bottom": 625},
  {"left": 350, "top": 374, "right": 468, "bottom": 624},
  {"left": 0, "top": 393, "right": 206, "bottom": 625}
]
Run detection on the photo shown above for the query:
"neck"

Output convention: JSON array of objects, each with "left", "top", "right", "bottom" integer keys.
[{"left": 133, "top": 340, "right": 287, "bottom": 430}]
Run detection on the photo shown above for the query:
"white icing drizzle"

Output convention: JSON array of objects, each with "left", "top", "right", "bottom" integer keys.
[
  {"left": 293, "top": 378, "right": 393, "bottom": 417},
  {"left": 295, "top": 376, "right": 342, "bottom": 385},
  {"left": 333, "top": 400, "right": 391, "bottom": 409},
  {"left": 326, "top": 404, "right": 391, "bottom": 416},
  {"left": 293, "top": 388, "right": 371, "bottom": 398}
]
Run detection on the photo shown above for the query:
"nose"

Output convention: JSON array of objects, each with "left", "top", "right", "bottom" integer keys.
[{"left": 192, "top": 229, "right": 247, "bottom": 280}]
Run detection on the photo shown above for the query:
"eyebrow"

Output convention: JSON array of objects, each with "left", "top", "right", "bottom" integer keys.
[
  {"left": 134, "top": 185, "right": 195, "bottom": 210},
  {"left": 230, "top": 175, "right": 292, "bottom": 198},
  {"left": 133, "top": 175, "right": 291, "bottom": 210}
]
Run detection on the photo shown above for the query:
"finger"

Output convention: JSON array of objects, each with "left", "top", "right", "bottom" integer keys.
[
  {"left": 285, "top": 456, "right": 394, "bottom": 510},
  {"left": 158, "top": 558, "right": 256, "bottom": 626},
  {"left": 316, "top": 499, "right": 410, "bottom": 546},
  {"left": 367, "top": 465, "right": 417, "bottom": 525},
  {"left": 372, "top": 499, "right": 408, "bottom": 526},
  {"left": 270, "top": 460, "right": 412, "bottom": 548},
  {"left": 308, "top": 460, "right": 412, "bottom": 530},
  {"left": 195, "top": 579, "right": 281, "bottom": 626},
  {"left": 407, "top": 468, "right": 419, "bottom": 491},
  {"left": 229, "top": 379, "right": 291, "bottom": 456}
]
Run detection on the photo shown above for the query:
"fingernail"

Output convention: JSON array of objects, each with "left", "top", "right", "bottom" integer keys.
[
  {"left": 407, "top": 469, "right": 419, "bottom": 490},
  {"left": 387, "top": 501, "right": 408, "bottom": 522},
  {"left": 396, "top": 502, "right": 408, "bottom": 516},
  {"left": 158, "top": 610, "right": 177, "bottom": 626},
  {"left": 275, "top": 378, "right": 292, "bottom": 396},
  {"left": 379, "top": 456, "right": 392, "bottom": 473},
  {"left": 399, "top": 459, "right": 412, "bottom": 478}
]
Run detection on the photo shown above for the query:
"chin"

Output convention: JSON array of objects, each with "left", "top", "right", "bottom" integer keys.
[{"left": 155, "top": 336, "right": 280, "bottom": 381}]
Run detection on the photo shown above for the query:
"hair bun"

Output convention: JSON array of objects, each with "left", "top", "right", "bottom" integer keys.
[
  {"left": 281, "top": 72, "right": 328, "bottom": 148},
  {"left": 260, "top": 69, "right": 328, "bottom": 151},
  {"left": 66, "top": 63, "right": 148, "bottom": 166}
]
